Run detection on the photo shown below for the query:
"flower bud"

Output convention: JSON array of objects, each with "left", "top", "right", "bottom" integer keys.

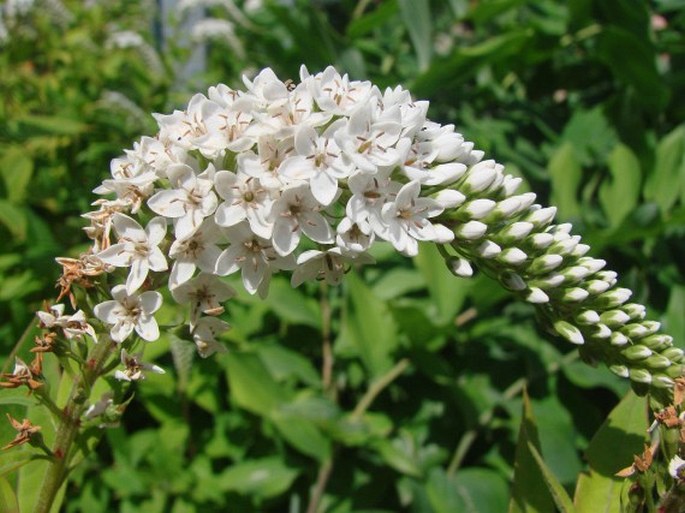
[
  {"left": 622, "top": 303, "right": 646, "bottom": 321},
  {"left": 527, "top": 233, "right": 554, "bottom": 250},
  {"left": 595, "top": 270, "right": 618, "bottom": 285},
  {"left": 609, "top": 364, "right": 629, "bottom": 378},
  {"left": 592, "top": 287, "right": 632, "bottom": 309},
  {"left": 576, "top": 310, "right": 600, "bottom": 325},
  {"left": 499, "top": 271, "right": 527, "bottom": 291},
  {"left": 644, "top": 355, "right": 672, "bottom": 370},
  {"left": 652, "top": 375, "right": 675, "bottom": 388},
  {"left": 531, "top": 273, "right": 565, "bottom": 289},
  {"left": 578, "top": 257, "right": 606, "bottom": 274},
  {"left": 462, "top": 160, "right": 498, "bottom": 194},
  {"left": 561, "top": 287, "right": 589, "bottom": 302},
  {"left": 526, "top": 287, "right": 549, "bottom": 304},
  {"left": 621, "top": 345, "right": 652, "bottom": 361},
  {"left": 460, "top": 199, "right": 496, "bottom": 219},
  {"left": 525, "top": 206, "right": 557, "bottom": 229},
  {"left": 496, "top": 222, "right": 534, "bottom": 244},
  {"left": 550, "top": 236, "right": 580, "bottom": 256},
  {"left": 599, "top": 309, "right": 631, "bottom": 327},
  {"left": 498, "top": 248, "right": 527, "bottom": 265},
  {"left": 571, "top": 244, "right": 590, "bottom": 258},
  {"left": 454, "top": 221, "right": 487, "bottom": 240},
  {"left": 562, "top": 265, "right": 592, "bottom": 282},
  {"left": 585, "top": 280, "right": 611, "bottom": 295},
  {"left": 661, "top": 347, "right": 684, "bottom": 363},
  {"left": 640, "top": 334, "right": 673, "bottom": 351},
  {"left": 610, "top": 331, "right": 628, "bottom": 346},
  {"left": 446, "top": 256, "right": 473, "bottom": 278},
  {"left": 476, "top": 240, "right": 501, "bottom": 259},
  {"left": 554, "top": 319, "right": 584, "bottom": 345},
  {"left": 628, "top": 368, "right": 652, "bottom": 384},
  {"left": 435, "top": 189, "right": 465, "bottom": 208},
  {"left": 527, "top": 254, "right": 563, "bottom": 274},
  {"left": 591, "top": 323, "right": 612, "bottom": 339}
]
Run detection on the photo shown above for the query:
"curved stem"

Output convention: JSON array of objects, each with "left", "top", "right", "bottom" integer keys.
[
  {"left": 33, "top": 338, "right": 114, "bottom": 513},
  {"left": 351, "top": 358, "right": 410, "bottom": 420}
]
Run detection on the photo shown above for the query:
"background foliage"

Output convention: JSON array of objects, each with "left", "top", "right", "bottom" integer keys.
[{"left": 1, "top": 0, "right": 684, "bottom": 511}]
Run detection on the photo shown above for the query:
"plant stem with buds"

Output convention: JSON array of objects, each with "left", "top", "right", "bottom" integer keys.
[{"left": 33, "top": 338, "right": 114, "bottom": 513}]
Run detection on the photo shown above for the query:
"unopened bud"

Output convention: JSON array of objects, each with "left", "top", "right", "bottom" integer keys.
[
  {"left": 461, "top": 199, "right": 496, "bottom": 219},
  {"left": 586, "top": 280, "right": 611, "bottom": 295},
  {"left": 554, "top": 320, "right": 584, "bottom": 345},
  {"left": 561, "top": 287, "right": 589, "bottom": 302},
  {"left": 498, "top": 248, "right": 527, "bottom": 265},
  {"left": 528, "top": 232, "right": 554, "bottom": 250},
  {"left": 622, "top": 303, "right": 646, "bottom": 321},
  {"left": 500, "top": 271, "right": 527, "bottom": 291},
  {"left": 435, "top": 189, "right": 466, "bottom": 208},
  {"left": 576, "top": 310, "right": 600, "bottom": 325},
  {"left": 592, "top": 288, "right": 632, "bottom": 309},
  {"left": 592, "top": 323, "right": 612, "bottom": 339},
  {"left": 610, "top": 331, "right": 629, "bottom": 346},
  {"left": 525, "top": 206, "right": 557, "bottom": 228},
  {"left": 610, "top": 364, "right": 629, "bottom": 378},
  {"left": 446, "top": 256, "right": 473, "bottom": 278},
  {"left": 476, "top": 240, "right": 501, "bottom": 258},
  {"left": 526, "top": 287, "right": 549, "bottom": 304},
  {"left": 528, "top": 254, "right": 563, "bottom": 274},
  {"left": 661, "top": 347, "right": 684, "bottom": 363},
  {"left": 599, "top": 309, "right": 631, "bottom": 327},
  {"left": 645, "top": 355, "right": 672, "bottom": 370},
  {"left": 462, "top": 160, "right": 498, "bottom": 194},
  {"left": 652, "top": 375, "right": 675, "bottom": 388},
  {"left": 562, "top": 266, "right": 592, "bottom": 282},
  {"left": 578, "top": 257, "right": 606, "bottom": 274},
  {"left": 455, "top": 221, "right": 487, "bottom": 240},
  {"left": 629, "top": 368, "right": 652, "bottom": 384},
  {"left": 571, "top": 243, "right": 590, "bottom": 258},
  {"left": 640, "top": 334, "right": 673, "bottom": 351},
  {"left": 532, "top": 273, "right": 565, "bottom": 288},
  {"left": 551, "top": 236, "right": 580, "bottom": 256},
  {"left": 621, "top": 345, "right": 652, "bottom": 361},
  {"left": 497, "top": 222, "right": 534, "bottom": 244}
]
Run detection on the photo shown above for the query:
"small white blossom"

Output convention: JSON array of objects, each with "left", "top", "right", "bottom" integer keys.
[
  {"left": 291, "top": 248, "right": 374, "bottom": 287},
  {"left": 94, "top": 285, "right": 163, "bottom": 343},
  {"left": 114, "top": 349, "right": 165, "bottom": 382},
  {"left": 192, "top": 317, "right": 230, "bottom": 358},
  {"left": 171, "top": 273, "right": 236, "bottom": 325},
  {"left": 97, "top": 214, "right": 168, "bottom": 294}
]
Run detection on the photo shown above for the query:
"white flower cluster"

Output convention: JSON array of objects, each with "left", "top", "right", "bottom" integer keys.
[
  {"left": 61, "top": 66, "right": 681, "bottom": 393},
  {"left": 84, "top": 66, "right": 487, "bottom": 358}
]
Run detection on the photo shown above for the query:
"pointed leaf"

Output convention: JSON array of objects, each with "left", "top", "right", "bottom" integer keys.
[
  {"left": 598, "top": 144, "right": 642, "bottom": 228},
  {"left": 398, "top": 0, "right": 432, "bottom": 70},
  {"left": 226, "top": 351, "right": 290, "bottom": 416},
  {"left": 644, "top": 125, "right": 685, "bottom": 214},
  {"left": 574, "top": 391, "right": 648, "bottom": 513},
  {"left": 548, "top": 142, "right": 582, "bottom": 220},
  {"left": 526, "top": 441, "right": 576, "bottom": 513},
  {"left": 0, "top": 477, "right": 19, "bottom": 513},
  {"left": 509, "top": 388, "right": 556, "bottom": 513}
]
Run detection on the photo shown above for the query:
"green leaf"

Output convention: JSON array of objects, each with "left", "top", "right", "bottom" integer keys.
[
  {"left": 548, "top": 142, "right": 582, "bottom": 220},
  {"left": 0, "top": 146, "right": 34, "bottom": 204},
  {"left": 644, "top": 125, "right": 685, "bottom": 214},
  {"left": 526, "top": 442, "right": 577, "bottom": 513},
  {"left": 574, "top": 391, "right": 648, "bottom": 513},
  {"left": 219, "top": 457, "right": 299, "bottom": 499},
  {"left": 342, "top": 271, "right": 399, "bottom": 377},
  {"left": 427, "top": 467, "right": 509, "bottom": 513},
  {"left": 257, "top": 343, "right": 320, "bottom": 387},
  {"left": 263, "top": 277, "right": 321, "bottom": 328},
  {"left": 509, "top": 388, "right": 557, "bottom": 513},
  {"left": 663, "top": 285, "right": 685, "bottom": 346},
  {"left": 398, "top": 0, "right": 432, "bottom": 70},
  {"left": 413, "top": 243, "right": 471, "bottom": 326},
  {"left": 596, "top": 27, "right": 669, "bottom": 111},
  {"left": 0, "top": 476, "right": 19, "bottom": 513},
  {"left": 0, "top": 200, "right": 27, "bottom": 241},
  {"left": 598, "top": 144, "right": 642, "bottom": 228},
  {"left": 226, "top": 351, "right": 291, "bottom": 416},
  {"left": 270, "top": 409, "right": 331, "bottom": 461},
  {"left": 347, "top": 0, "right": 399, "bottom": 38},
  {"left": 17, "top": 114, "right": 88, "bottom": 136}
]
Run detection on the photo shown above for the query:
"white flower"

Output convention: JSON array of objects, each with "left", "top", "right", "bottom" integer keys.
[
  {"left": 291, "top": 248, "right": 374, "bottom": 287},
  {"left": 379, "top": 181, "right": 454, "bottom": 256},
  {"left": 304, "top": 66, "right": 375, "bottom": 115},
  {"left": 335, "top": 103, "right": 405, "bottom": 173},
  {"left": 147, "top": 163, "right": 218, "bottom": 239},
  {"left": 97, "top": 213, "right": 168, "bottom": 294},
  {"left": 192, "top": 317, "right": 230, "bottom": 358},
  {"left": 214, "top": 170, "right": 274, "bottom": 238},
  {"left": 669, "top": 455, "right": 685, "bottom": 480},
  {"left": 336, "top": 217, "right": 375, "bottom": 254},
  {"left": 214, "top": 222, "right": 294, "bottom": 297},
  {"left": 114, "top": 349, "right": 165, "bottom": 382},
  {"left": 345, "top": 172, "right": 399, "bottom": 229},
  {"left": 278, "top": 121, "right": 352, "bottom": 205},
  {"left": 268, "top": 185, "right": 334, "bottom": 256},
  {"left": 168, "top": 218, "right": 223, "bottom": 288},
  {"left": 170, "top": 273, "right": 236, "bottom": 326},
  {"left": 94, "top": 285, "right": 163, "bottom": 343}
]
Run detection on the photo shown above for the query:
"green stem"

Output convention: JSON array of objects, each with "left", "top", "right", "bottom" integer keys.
[
  {"left": 351, "top": 358, "right": 410, "bottom": 419},
  {"left": 33, "top": 338, "right": 114, "bottom": 513}
]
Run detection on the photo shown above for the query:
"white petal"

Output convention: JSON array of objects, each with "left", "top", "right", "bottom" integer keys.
[
  {"left": 94, "top": 300, "right": 123, "bottom": 324},
  {"left": 145, "top": 217, "right": 167, "bottom": 245},
  {"left": 110, "top": 320, "right": 134, "bottom": 343},
  {"left": 215, "top": 246, "right": 242, "bottom": 276},
  {"left": 300, "top": 212, "right": 333, "bottom": 244},
  {"left": 272, "top": 219, "right": 300, "bottom": 256},
  {"left": 126, "top": 258, "right": 149, "bottom": 294},
  {"left": 135, "top": 315, "right": 160, "bottom": 341},
  {"left": 147, "top": 247, "right": 168, "bottom": 272},
  {"left": 215, "top": 202, "right": 247, "bottom": 227},
  {"left": 98, "top": 244, "right": 132, "bottom": 267},
  {"left": 147, "top": 190, "right": 187, "bottom": 218},
  {"left": 112, "top": 213, "right": 146, "bottom": 242},
  {"left": 310, "top": 171, "right": 338, "bottom": 206},
  {"left": 170, "top": 260, "right": 197, "bottom": 288},
  {"left": 139, "top": 291, "right": 163, "bottom": 314}
]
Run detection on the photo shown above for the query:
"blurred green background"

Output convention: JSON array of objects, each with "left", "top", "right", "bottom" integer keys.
[{"left": 1, "top": 0, "right": 684, "bottom": 511}]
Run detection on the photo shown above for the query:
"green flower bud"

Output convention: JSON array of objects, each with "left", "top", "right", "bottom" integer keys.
[
  {"left": 610, "top": 331, "right": 629, "bottom": 346},
  {"left": 628, "top": 368, "right": 652, "bottom": 384},
  {"left": 560, "top": 287, "right": 589, "bottom": 302},
  {"left": 527, "top": 254, "right": 563, "bottom": 274},
  {"left": 609, "top": 364, "right": 629, "bottom": 378},
  {"left": 621, "top": 345, "right": 652, "bottom": 361},
  {"left": 644, "top": 355, "right": 672, "bottom": 370},
  {"left": 554, "top": 319, "right": 584, "bottom": 345},
  {"left": 599, "top": 309, "right": 631, "bottom": 327},
  {"left": 576, "top": 310, "right": 600, "bottom": 325}
]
